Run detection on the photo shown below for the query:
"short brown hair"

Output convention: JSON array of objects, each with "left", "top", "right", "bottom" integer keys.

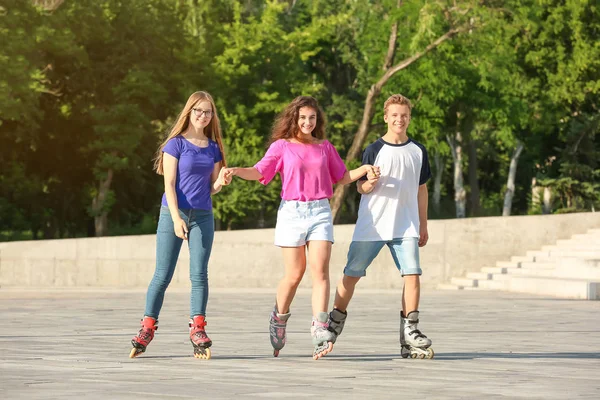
[{"left": 383, "top": 94, "right": 412, "bottom": 115}]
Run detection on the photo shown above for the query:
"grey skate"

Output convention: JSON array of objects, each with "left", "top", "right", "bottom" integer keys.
[
  {"left": 312, "top": 312, "right": 336, "bottom": 360},
  {"left": 400, "top": 311, "right": 434, "bottom": 359},
  {"left": 269, "top": 305, "right": 291, "bottom": 357},
  {"left": 328, "top": 308, "right": 348, "bottom": 343}
]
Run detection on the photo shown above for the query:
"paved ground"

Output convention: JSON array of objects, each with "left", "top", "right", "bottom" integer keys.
[{"left": 0, "top": 287, "right": 599, "bottom": 399}]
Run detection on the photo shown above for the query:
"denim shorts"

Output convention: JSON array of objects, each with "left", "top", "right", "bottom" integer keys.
[
  {"left": 343, "top": 237, "right": 422, "bottom": 277},
  {"left": 274, "top": 199, "right": 334, "bottom": 247}
]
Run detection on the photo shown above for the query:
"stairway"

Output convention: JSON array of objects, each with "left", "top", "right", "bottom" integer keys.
[{"left": 439, "top": 228, "right": 600, "bottom": 300}]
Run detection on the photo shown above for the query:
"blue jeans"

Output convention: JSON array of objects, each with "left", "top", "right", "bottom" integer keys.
[
  {"left": 144, "top": 206, "right": 214, "bottom": 319},
  {"left": 343, "top": 237, "right": 422, "bottom": 277}
]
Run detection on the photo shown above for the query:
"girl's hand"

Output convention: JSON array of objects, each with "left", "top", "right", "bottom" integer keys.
[
  {"left": 173, "top": 217, "right": 188, "bottom": 240},
  {"left": 364, "top": 165, "right": 381, "bottom": 182},
  {"left": 218, "top": 167, "right": 232, "bottom": 186}
]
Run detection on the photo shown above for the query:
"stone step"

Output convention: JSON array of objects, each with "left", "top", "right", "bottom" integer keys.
[
  {"left": 451, "top": 277, "right": 478, "bottom": 287},
  {"left": 490, "top": 273, "right": 513, "bottom": 281},
  {"left": 507, "top": 268, "right": 557, "bottom": 276},
  {"left": 549, "top": 250, "right": 600, "bottom": 258},
  {"left": 482, "top": 266, "right": 509, "bottom": 274},
  {"left": 531, "top": 255, "right": 556, "bottom": 263},
  {"left": 519, "top": 261, "right": 556, "bottom": 269},
  {"left": 437, "top": 283, "right": 464, "bottom": 290},
  {"left": 476, "top": 279, "right": 509, "bottom": 291},
  {"left": 549, "top": 241, "right": 600, "bottom": 250},
  {"left": 511, "top": 255, "right": 535, "bottom": 263},
  {"left": 527, "top": 250, "right": 551, "bottom": 259},
  {"left": 565, "top": 234, "right": 600, "bottom": 242},
  {"left": 496, "top": 261, "right": 521, "bottom": 268},
  {"left": 507, "top": 276, "right": 600, "bottom": 300},
  {"left": 466, "top": 272, "right": 492, "bottom": 280}
]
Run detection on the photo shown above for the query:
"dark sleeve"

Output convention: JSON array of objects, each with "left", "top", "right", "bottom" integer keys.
[
  {"left": 359, "top": 141, "right": 382, "bottom": 181},
  {"left": 419, "top": 145, "right": 432, "bottom": 185}
]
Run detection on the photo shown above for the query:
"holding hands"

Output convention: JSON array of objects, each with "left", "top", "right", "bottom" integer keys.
[
  {"left": 218, "top": 167, "right": 234, "bottom": 186},
  {"left": 364, "top": 164, "right": 381, "bottom": 183}
]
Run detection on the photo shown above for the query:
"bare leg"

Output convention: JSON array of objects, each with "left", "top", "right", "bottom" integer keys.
[
  {"left": 402, "top": 274, "right": 420, "bottom": 315},
  {"left": 306, "top": 240, "right": 332, "bottom": 315},
  {"left": 276, "top": 246, "right": 307, "bottom": 314},
  {"left": 333, "top": 275, "right": 361, "bottom": 312}
]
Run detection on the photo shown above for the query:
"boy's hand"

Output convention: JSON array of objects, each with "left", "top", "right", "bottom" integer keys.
[
  {"left": 365, "top": 165, "right": 381, "bottom": 183},
  {"left": 418, "top": 225, "right": 428, "bottom": 247}
]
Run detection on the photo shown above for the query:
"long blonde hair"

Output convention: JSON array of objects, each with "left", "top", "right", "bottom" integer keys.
[{"left": 153, "top": 91, "right": 227, "bottom": 174}]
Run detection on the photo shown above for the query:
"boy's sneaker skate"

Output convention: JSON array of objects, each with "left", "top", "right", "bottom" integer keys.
[
  {"left": 328, "top": 308, "right": 348, "bottom": 343},
  {"left": 400, "top": 311, "right": 434, "bottom": 359},
  {"left": 311, "top": 312, "right": 335, "bottom": 360},
  {"left": 129, "top": 317, "right": 158, "bottom": 358},
  {"left": 189, "top": 315, "right": 212, "bottom": 359},
  {"left": 269, "top": 305, "right": 291, "bottom": 357}
]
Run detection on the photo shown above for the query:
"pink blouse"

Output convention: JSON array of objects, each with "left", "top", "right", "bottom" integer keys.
[{"left": 254, "top": 139, "right": 347, "bottom": 201}]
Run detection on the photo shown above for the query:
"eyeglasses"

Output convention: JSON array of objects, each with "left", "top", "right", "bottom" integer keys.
[{"left": 192, "top": 108, "right": 213, "bottom": 118}]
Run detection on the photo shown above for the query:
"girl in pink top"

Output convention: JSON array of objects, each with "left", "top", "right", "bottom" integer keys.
[{"left": 226, "top": 96, "right": 378, "bottom": 359}]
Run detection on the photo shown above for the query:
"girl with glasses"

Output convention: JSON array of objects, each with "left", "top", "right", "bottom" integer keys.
[{"left": 129, "top": 91, "right": 230, "bottom": 360}]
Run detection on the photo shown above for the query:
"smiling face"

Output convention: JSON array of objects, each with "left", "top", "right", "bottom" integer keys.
[
  {"left": 384, "top": 104, "right": 411, "bottom": 136},
  {"left": 189, "top": 100, "right": 213, "bottom": 130},
  {"left": 297, "top": 106, "right": 317, "bottom": 137}
]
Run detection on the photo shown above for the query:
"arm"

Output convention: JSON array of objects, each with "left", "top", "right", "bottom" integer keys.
[
  {"left": 417, "top": 183, "right": 429, "bottom": 247},
  {"left": 357, "top": 168, "right": 381, "bottom": 194},
  {"left": 230, "top": 167, "right": 263, "bottom": 181},
  {"left": 336, "top": 165, "right": 370, "bottom": 186},
  {"left": 163, "top": 153, "right": 189, "bottom": 240}
]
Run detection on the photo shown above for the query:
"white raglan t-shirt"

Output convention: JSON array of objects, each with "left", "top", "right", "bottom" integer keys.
[{"left": 352, "top": 138, "right": 431, "bottom": 242}]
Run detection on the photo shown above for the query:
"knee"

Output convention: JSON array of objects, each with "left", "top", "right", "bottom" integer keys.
[
  {"left": 284, "top": 268, "right": 306, "bottom": 287},
  {"left": 341, "top": 275, "right": 361, "bottom": 288},
  {"left": 190, "top": 269, "right": 208, "bottom": 284},
  {"left": 151, "top": 275, "right": 171, "bottom": 291},
  {"left": 404, "top": 274, "right": 420, "bottom": 288}
]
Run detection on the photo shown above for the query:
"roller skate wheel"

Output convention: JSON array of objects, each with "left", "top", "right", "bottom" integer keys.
[
  {"left": 410, "top": 353, "right": 418, "bottom": 359},
  {"left": 425, "top": 348, "right": 434, "bottom": 359},
  {"left": 194, "top": 348, "right": 211, "bottom": 360},
  {"left": 273, "top": 349, "right": 280, "bottom": 357},
  {"left": 129, "top": 347, "right": 140, "bottom": 359}
]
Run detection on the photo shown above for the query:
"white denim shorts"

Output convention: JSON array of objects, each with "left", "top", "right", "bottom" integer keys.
[{"left": 274, "top": 199, "right": 334, "bottom": 247}]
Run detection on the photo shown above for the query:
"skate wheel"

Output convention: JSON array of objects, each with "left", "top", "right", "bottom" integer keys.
[
  {"left": 410, "top": 353, "right": 418, "bottom": 359},
  {"left": 425, "top": 348, "right": 435, "bottom": 359},
  {"left": 273, "top": 349, "right": 280, "bottom": 357},
  {"left": 129, "top": 347, "right": 140, "bottom": 358},
  {"left": 194, "top": 348, "right": 211, "bottom": 360},
  {"left": 417, "top": 353, "right": 425, "bottom": 359}
]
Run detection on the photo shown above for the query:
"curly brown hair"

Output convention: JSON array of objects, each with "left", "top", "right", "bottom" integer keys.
[{"left": 269, "top": 96, "right": 326, "bottom": 145}]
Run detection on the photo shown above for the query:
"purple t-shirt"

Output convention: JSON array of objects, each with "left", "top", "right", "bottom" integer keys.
[
  {"left": 160, "top": 136, "right": 222, "bottom": 210},
  {"left": 254, "top": 139, "right": 347, "bottom": 201}
]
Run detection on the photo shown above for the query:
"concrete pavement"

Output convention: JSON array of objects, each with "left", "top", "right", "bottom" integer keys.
[{"left": 1, "top": 288, "right": 599, "bottom": 399}]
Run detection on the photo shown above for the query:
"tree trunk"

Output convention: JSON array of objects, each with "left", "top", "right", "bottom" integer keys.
[
  {"left": 91, "top": 169, "right": 114, "bottom": 237},
  {"left": 467, "top": 138, "right": 481, "bottom": 216},
  {"left": 543, "top": 187, "right": 552, "bottom": 214},
  {"left": 330, "top": 21, "right": 464, "bottom": 221},
  {"left": 433, "top": 151, "right": 443, "bottom": 214},
  {"left": 447, "top": 132, "right": 466, "bottom": 218},
  {"left": 502, "top": 141, "right": 524, "bottom": 216}
]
